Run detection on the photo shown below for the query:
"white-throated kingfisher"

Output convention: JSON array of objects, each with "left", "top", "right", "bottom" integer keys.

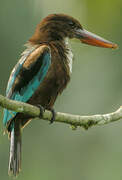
[{"left": 3, "top": 14, "right": 118, "bottom": 176}]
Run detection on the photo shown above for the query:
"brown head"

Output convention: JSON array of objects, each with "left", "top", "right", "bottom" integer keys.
[{"left": 29, "top": 14, "right": 118, "bottom": 49}]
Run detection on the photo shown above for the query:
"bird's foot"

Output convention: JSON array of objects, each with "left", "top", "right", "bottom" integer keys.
[
  {"left": 48, "top": 108, "right": 56, "bottom": 124},
  {"left": 37, "top": 105, "right": 56, "bottom": 123},
  {"left": 37, "top": 105, "right": 45, "bottom": 118}
]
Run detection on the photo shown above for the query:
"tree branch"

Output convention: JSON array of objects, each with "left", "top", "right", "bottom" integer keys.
[{"left": 0, "top": 94, "right": 122, "bottom": 130}]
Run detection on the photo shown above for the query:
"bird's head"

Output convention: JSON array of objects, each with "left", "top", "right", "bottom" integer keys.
[{"left": 29, "top": 14, "right": 117, "bottom": 49}]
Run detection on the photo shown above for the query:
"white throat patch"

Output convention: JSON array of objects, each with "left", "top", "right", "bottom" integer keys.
[{"left": 65, "top": 38, "right": 73, "bottom": 73}]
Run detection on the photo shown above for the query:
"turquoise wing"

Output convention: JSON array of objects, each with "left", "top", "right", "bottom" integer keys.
[{"left": 3, "top": 46, "right": 51, "bottom": 128}]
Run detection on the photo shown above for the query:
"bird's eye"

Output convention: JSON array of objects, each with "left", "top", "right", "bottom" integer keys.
[{"left": 68, "top": 21, "right": 75, "bottom": 27}]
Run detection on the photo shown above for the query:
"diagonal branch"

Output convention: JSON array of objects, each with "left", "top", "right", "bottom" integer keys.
[{"left": 0, "top": 94, "right": 122, "bottom": 130}]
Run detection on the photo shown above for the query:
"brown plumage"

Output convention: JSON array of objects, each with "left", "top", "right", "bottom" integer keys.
[{"left": 3, "top": 13, "right": 117, "bottom": 176}]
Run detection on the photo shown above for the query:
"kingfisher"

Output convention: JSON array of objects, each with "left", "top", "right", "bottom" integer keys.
[{"left": 3, "top": 14, "right": 117, "bottom": 176}]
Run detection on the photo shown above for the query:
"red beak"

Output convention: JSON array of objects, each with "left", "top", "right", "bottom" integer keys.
[{"left": 75, "top": 29, "right": 118, "bottom": 49}]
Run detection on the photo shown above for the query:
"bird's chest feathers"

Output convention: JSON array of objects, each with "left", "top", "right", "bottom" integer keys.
[
  {"left": 64, "top": 38, "right": 73, "bottom": 73},
  {"left": 52, "top": 39, "right": 73, "bottom": 75}
]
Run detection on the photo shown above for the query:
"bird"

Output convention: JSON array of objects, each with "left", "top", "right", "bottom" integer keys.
[{"left": 3, "top": 13, "right": 118, "bottom": 176}]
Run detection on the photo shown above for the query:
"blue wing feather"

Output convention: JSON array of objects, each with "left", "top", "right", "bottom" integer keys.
[{"left": 3, "top": 48, "right": 51, "bottom": 128}]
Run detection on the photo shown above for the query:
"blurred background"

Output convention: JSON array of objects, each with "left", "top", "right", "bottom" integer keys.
[{"left": 0, "top": 0, "right": 122, "bottom": 179}]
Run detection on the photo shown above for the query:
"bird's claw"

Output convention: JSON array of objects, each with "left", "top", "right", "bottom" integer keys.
[
  {"left": 49, "top": 108, "right": 56, "bottom": 124},
  {"left": 37, "top": 105, "right": 56, "bottom": 123},
  {"left": 37, "top": 105, "right": 45, "bottom": 118}
]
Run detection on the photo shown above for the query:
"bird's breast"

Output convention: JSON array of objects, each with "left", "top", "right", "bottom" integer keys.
[
  {"left": 49, "top": 45, "right": 72, "bottom": 93},
  {"left": 64, "top": 38, "right": 73, "bottom": 73}
]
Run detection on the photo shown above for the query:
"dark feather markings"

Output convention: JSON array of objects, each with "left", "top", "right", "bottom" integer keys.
[{"left": 12, "top": 52, "right": 46, "bottom": 93}]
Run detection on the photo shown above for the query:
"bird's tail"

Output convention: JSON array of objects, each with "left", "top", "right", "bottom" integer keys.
[{"left": 8, "top": 119, "right": 21, "bottom": 177}]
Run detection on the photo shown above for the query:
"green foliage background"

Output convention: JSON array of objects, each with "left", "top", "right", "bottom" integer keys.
[{"left": 0, "top": 0, "right": 122, "bottom": 179}]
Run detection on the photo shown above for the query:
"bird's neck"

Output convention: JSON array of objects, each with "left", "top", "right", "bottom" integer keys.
[
  {"left": 64, "top": 38, "right": 73, "bottom": 73},
  {"left": 50, "top": 38, "right": 73, "bottom": 74}
]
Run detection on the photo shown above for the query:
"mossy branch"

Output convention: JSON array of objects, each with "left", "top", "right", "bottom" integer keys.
[{"left": 0, "top": 94, "right": 122, "bottom": 130}]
